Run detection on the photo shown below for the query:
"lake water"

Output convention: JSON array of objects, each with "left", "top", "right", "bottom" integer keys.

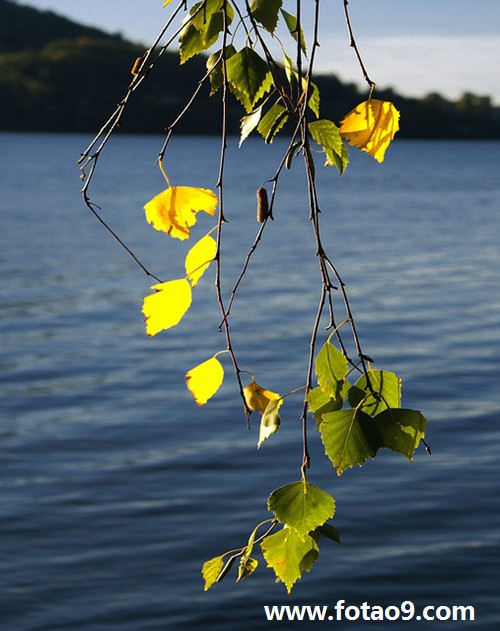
[{"left": 1, "top": 133, "right": 499, "bottom": 630}]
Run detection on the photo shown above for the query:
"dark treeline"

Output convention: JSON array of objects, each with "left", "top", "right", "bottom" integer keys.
[{"left": 1, "top": 0, "right": 499, "bottom": 138}]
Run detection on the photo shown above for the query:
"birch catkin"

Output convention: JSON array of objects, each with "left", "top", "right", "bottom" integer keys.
[{"left": 256, "top": 187, "right": 269, "bottom": 223}]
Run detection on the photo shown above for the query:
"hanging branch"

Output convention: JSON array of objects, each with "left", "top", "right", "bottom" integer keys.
[
  {"left": 214, "top": 1, "right": 252, "bottom": 425},
  {"left": 77, "top": 0, "right": 187, "bottom": 281},
  {"left": 342, "top": 0, "right": 376, "bottom": 95},
  {"left": 80, "top": 0, "right": 429, "bottom": 595}
]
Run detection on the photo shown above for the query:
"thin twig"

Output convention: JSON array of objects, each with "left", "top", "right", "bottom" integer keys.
[
  {"left": 222, "top": 117, "right": 303, "bottom": 324},
  {"left": 223, "top": 219, "right": 268, "bottom": 321},
  {"left": 214, "top": 2, "right": 252, "bottom": 426},
  {"left": 78, "top": 1, "right": 187, "bottom": 280},
  {"left": 342, "top": 0, "right": 376, "bottom": 95}
]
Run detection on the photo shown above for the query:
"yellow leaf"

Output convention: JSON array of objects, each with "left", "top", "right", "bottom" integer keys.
[
  {"left": 243, "top": 381, "right": 281, "bottom": 414},
  {"left": 186, "top": 356, "right": 224, "bottom": 406},
  {"left": 201, "top": 556, "right": 224, "bottom": 591},
  {"left": 185, "top": 235, "right": 217, "bottom": 287},
  {"left": 163, "top": 0, "right": 173, "bottom": 6},
  {"left": 142, "top": 279, "right": 192, "bottom": 337},
  {"left": 144, "top": 186, "right": 218, "bottom": 240},
  {"left": 339, "top": 99, "right": 400, "bottom": 163}
]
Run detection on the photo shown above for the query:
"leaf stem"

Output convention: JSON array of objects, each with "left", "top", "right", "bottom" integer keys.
[{"left": 158, "top": 159, "right": 172, "bottom": 188}]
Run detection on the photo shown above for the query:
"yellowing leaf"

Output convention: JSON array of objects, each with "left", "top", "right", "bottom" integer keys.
[
  {"left": 186, "top": 356, "right": 224, "bottom": 406},
  {"left": 258, "top": 398, "right": 282, "bottom": 448},
  {"left": 142, "top": 279, "right": 192, "bottom": 337},
  {"left": 237, "top": 557, "right": 259, "bottom": 582},
  {"left": 261, "top": 527, "right": 319, "bottom": 594},
  {"left": 185, "top": 235, "right": 217, "bottom": 287},
  {"left": 339, "top": 99, "right": 400, "bottom": 163},
  {"left": 201, "top": 556, "right": 224, "bottom": 591},
  {"left": 144, "top": 186, "right": 218, "bottom": 240},
  {"left": 163, "top": 1, "right": 172, "bottom": 6},
  {"left": 243, "top": 380, "right": 281, "bottom": 413}
]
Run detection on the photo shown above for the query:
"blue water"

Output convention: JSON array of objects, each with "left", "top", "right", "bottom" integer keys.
[{"left": 1, "top": 133, "right": 499, "bottom": 630}]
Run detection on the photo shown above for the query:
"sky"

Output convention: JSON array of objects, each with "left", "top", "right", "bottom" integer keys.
[{"left": 16, "top": 0, "right": 500, "bottom": 103}]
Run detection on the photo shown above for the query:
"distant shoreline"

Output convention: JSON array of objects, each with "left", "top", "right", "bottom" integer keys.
[{"left": 1, "top": 0, "right": 499, "bottom": 138}]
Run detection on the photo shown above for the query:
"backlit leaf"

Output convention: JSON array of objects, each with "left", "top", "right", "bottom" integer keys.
[
  {"left": 142, "top": 279, "right": 192, "bottom": 337},
  {"left": 186, "top": 356, "right": 224, "bottom": 406},
  {"left": 375, "top": 408, "right": 427, "bottom": 460},
  {"left": 201, "top": 555, "right": 224, "bottom": 591},
  {"left": 268, "top": 481, "right": 335, "bottom": 540},
  {"left": 301, "top": 79, "right": 320, "bottom": 118},
  {"left": 306, "top": 386, "right": 345, "bottom": 427},
  {"left": 315, "top": 341, "right": 348, "bottom": 400},
  {"left": 309, "top": 119, "right": 347, "bottom": 172},
  {"left": 237, "top": 557, "right": 259, "bottom": 582},
  {"left": 339, "top": 99, "right": 400, "bottom": 163},
  {"left": 180, "top": 0, "right": 234, "bottom": 63},
  {"left": 348, "top": 369, "right": 401, "bottom": 415},
  {"left": 261, "top": 527, "right": 318, "bottom": 594},
  {"left": 185, "top": 234, "right": 217, "bottom": 287},
  {"left": 179, "top": 24, "right": 207, "bottom": 64},
  {"left": 226, "top": 47, "right": 273, "bottom": 112},
  {"left": 257, "top": 102, "right": 288, "bottom": 144},
  {"left": 239, "top": 105, "right": 263, "bottom": 146},
  {"left": 250, "top": 0, "right": 283, "bottom": 33},
  {"left": 195, "top": 6, "right": 234, "bottom": 44},
  {"left": 207, "top": 45, "right": 237, "bottom": 95},
  {"left": 257, "top": 398, "right": 282, "bottom": 448},
  {"left": 283, "top": 51, "right": 294, "bottom": 85},
  {"left": 331, "top": 142, "right": 349, "bottom": 174},
  {"left": 243, "top": 380, "right": 280, "bottom": 413},
  {"left": 144, "top": 186, "right": 217, "bottom": 241},
  {"left": 280, "top": 9, "right": 307, "bottom": 55},
  {"left": 190, "top": 0, "right": 224, "bottom": 34},
  {"left": 319, "top": 408, "right": 381, "bottom": 475}
]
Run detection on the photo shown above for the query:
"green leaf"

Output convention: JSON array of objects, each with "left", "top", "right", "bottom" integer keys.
[
  {"left": 285, "top": 140, "right": 301, "bottom": 170},
  {"left": 237, "top": 557, "right": 259, "bottom": 582},
  {"left": 317, "top": 523, "right": 341, "bottom": 545},
  {"left": 309, "top": 119, "right": 346, "bottom": 170},
  {"left": 280, "top": 9, "right": 307, "bottom": 55},
  {"left": 331, "top": 142, "right": 349, "bottom": 174},
  {"left": 179, "top": 23, "right": 208, "bottom": 64},
  {"left": 305, "top": 80, "right": 320, "bottom": 118},
  {"left": 201, "top": 555, "right": 224, "bottom": 591},
  {"left": 268, "top": 481, "right": 335, "bottom": 539},
  {"left": 319, "top": 409, "right": 381, "bottom": 475},
  {"left": 190, "top": 0, "right": 234, "bottom": 38},
  {"left": 375, "top": 408, "right": 428, "bottom": 460},
  {"left": 283, "top": 51, "right": 294, "bottom": 85},
  {"left": 206, "top": 44, "right": 237, "bottom": 95},
  {"left": 239, "top": 105, "right": 263, "bottom": 146},
  {"left": 348, "top": 370, "right": 402, "bottom": 415},
  {"left": 203, "top": 11, "right": 225, "bottom": 43},
  {"left": 261, "top": 527, "right": 319, "bottom": 593},
  {"left": 257, "top": 398, "right": 282, "bottom": 448},
  {"left": 306, "top": 386, "right": 344, "bottom": 427},
  {"left": 257, "top": 102, "right": 288, "bottom": 144},
  {"left": 315, "top": 341, "right": 348, "bottom": 400},
  {"left": 250, "top": 0, "right": 283, "bottom": 33},
  {"left": 180, "top": 0, "right": 234, "bottom": 64},
  {"left": 226, "top": 47, "right": 273, "bottom": 112}
]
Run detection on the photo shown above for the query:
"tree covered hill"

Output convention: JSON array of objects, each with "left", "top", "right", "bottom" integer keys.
[{"left": 1, "top": 0, "right": 499, "bottom": 137}]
